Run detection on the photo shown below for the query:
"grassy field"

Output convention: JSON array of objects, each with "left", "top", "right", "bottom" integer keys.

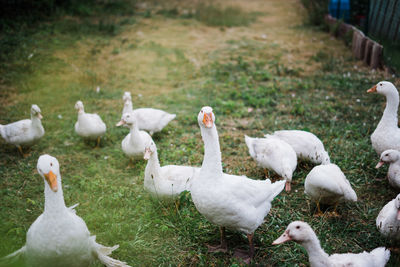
[{"left": 1, "top": 0, "right": 400, "bottom": 266}]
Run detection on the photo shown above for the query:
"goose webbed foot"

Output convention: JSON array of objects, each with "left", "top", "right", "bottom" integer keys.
[
  {"left": 17, "top": 145, "right": 30, "bottom": 158},
  {"left": 285, "top": 181, "right": 291, "bottom": 192},
  {"left": 233, "top": 233, "right": 254, "bottom": 264},
  {"left": 207, "top": 227, "right": 228, "bottom": 253}
]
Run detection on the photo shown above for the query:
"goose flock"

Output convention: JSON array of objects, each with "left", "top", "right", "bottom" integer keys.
[{"left": 0, "top": 81, "right": 399, "bottom": 266}]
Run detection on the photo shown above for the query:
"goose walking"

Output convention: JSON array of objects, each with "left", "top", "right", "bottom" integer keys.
[
  {"left": 116, "top": 113, "right": 153, "bottom": 162},
  {"left": 190, "top": 106, "right": 285, "bottom": 263},
  {"left": 74, "top": 101, "right": 106, "bottom": 147},
  {"left": 367, "top": 81, "right": 400, "bottom": 155},
  {"left": 0, "top": 104, "right": 44, "bottom": 157},
  {"left": 1, "top": 155, "right": 130, "bottom": 267}
]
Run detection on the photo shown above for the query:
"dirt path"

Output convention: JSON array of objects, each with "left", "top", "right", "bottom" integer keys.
[{"left": 47, "top": 0, "right": 361, "bottom": 100}]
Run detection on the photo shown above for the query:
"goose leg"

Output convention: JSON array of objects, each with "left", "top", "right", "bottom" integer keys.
[
  {"left": 17, "top": 145, "right": 29, "bottom": 158},
  {"left": 314, "top": 200, "right": 323, "bottom": 217},
  {"left": 207, "top": 227, "right": 228, "bottom": 253},
  {"left": 285, "top": 181, "right": 291, "bottom": 192},
  {"left": 233, "top": 233, "right": 254, "bottom": 264},
  {"left": 327, "top": 202, "right": 340, "bottom": 217},
  {"left": 95, "top": 137, "right": 101, "bottom": 148}
]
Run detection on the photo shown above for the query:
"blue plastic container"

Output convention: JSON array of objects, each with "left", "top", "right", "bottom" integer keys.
[{"left": 329, "top": 0, "right": 350, "bottom": 22}]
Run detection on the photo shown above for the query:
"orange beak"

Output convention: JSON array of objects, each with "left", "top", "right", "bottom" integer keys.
[
  {"left": 367, "top": 85, "right": 377, "bottom": 93},
  {"left": 44, "top": 170, "right": 58, "bottom": 192},
  {"left": 203, "top": 113, "right": 213, "bottom": 128},
  {"left": 272, "top": 230, "right": 292, "bottom": 245},
  {"left": 38, "top": 113, "right": 43, "bottom": 119}
]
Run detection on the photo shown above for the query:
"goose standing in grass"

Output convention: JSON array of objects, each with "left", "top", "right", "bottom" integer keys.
[
  {"left": 367, "top": 81, "right": 400, "bottom": 155},
  {"left": 273, "top": 221, "right": 390, "bottom": 267},
  {"left": 74, "top": 101, "right": 106, "bottom": 148},
  {"left": 376, "top": 193, "right": 400, "bottom": 241},
  {"left": 0, "top": 104, "right": 44, "bottom": 157},
  {"left": 116, "top": 113, "right": 153, "bottom": 162},
  {"left": 121, "top": 91, "right": 176, "bottom": 135},
  {"left": 1, "top": 155, "right": 130, "bottom": 267},
  {"left": 376, "top": 149, "right": 400, "bottom": 190},
  {"left": 271, "top": 130, "right": 330, "bottom": 165},
  {"left": 190, "top": 106, "right": 285, "bottom": 264},
  {"left": 245, "top": 134, "right": 297, "bottom": 191},
  {"left": 304, "top": 163, "right": 357, "bottom": 216},
  {"left": 143, "top": 141, "right": 199, "bottom": 199}
]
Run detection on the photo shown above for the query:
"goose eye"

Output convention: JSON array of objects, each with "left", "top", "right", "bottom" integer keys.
[
  {"left": 296, "top": 225, "right": 300, "bottom": 229},
  {"left": 380, "top": 83, "right": 382, "bottom": 86},
  {"left": 50, "top": 163, "right": 53, "bottom": 166},
  {"left": 201, "top": 110, "right": 203, "bottom": 113}
]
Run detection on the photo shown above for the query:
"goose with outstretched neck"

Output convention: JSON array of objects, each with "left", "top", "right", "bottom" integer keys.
[
  {"left": 190, "top": 106, "right": 285, "bottom": 264},
  {"left": 367, "top": 81, "right": 400, "bottom": 155},
  {"left": 273, "top": 221, "right": 390, "bottom": 267}
]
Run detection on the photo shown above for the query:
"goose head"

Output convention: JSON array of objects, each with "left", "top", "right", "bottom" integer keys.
[
  {"left": 37, "top": 154, "right": 60, "bottom": 192},
  {"left": 367, "top": 81, "right": 398, "bottom": 96},
  {"left": 144, "top": 141, "right": 157, "bottom": 160},
  {"left": 74, "top": 100, "right": 84, "bottom": 113},
  {"left": 123, "top": 92, "right": 132, "bottom": 103},
  {"left": 31, "top": 104, "right": 43, "bottom": 119},
  {"left": 197, "top": 106, "right": 215, "bottom": 129},
  {"left": 273, "top": 221, "right": 315, "bottom": 245},
  {"left": 116, "top": 112, "right": 136, "bottom": 127},
  {"left": 376, "top": 149, "right": 400, "bottom": 168}
]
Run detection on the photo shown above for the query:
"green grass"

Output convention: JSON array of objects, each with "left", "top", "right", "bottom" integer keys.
[
  {"left": 153, "top": 2, "right": 260, "bottom": 27},
  {"left": 1, "top": 1, "right": 400, "bottom": 266}
]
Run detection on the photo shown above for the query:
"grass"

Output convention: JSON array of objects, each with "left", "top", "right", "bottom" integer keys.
[{"left": 1, "top": 0, "right": 400, "bottom": 266}]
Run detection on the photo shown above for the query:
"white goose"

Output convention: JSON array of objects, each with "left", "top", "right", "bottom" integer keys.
[
  {"left": 190, "top": 106, "right": 285, "bottom": 263},
  {"left": 271, "top": 130, "right": 330, "bottom": 165},
  {"left": 116, "top": 113, "right": 153, "bottom": 161},
  {"left": 304, "top": 163, "right": 357, "bottom": 216},
  {"left": 122, "top": 91, "right": 176, "bottom": 135},
  {"left": 1, "top": 155, "right": 130, "bottom": 267},
  {"left": 143, "top": 141, "right": 199, "bottom": 199},
  {"left": 376, "top": 149, "right": 400, "bottom": 190},
  {"left": 0, "top": 104, "right": 44, "bottom": 157},
  {"left": 376, "top": 193, "right": 400, "bottom": 241},
  {"left": 273, "top": 221, "right": 390, "bottom": 267},
  {"left": 367, "top": 81, "right": 400, "bottom": 155},
  {"left": 245, "top": 134, "right": 297, "bottom": 191},
  {"left": 74, "top": 101, "right": 106, "bottom": 147}
]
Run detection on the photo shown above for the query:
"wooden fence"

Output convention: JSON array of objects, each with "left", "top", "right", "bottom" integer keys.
[{"left": 368, "top": 0, "right": 400, "bottom": 42}]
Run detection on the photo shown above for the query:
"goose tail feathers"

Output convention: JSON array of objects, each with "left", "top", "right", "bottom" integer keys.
[
  {"left": 267, "top": 180, "right": 286, "bottom": 202},
  {"left": 91, "top": 236, "right": 131, "bottom": 267},
  {"left": 370, "top": 247, "right": 390, "bottom": 267},
  {"left": 244, "top": 135, "right": 255, "bottom": 158},
  {"left": 344, "top": 187, "right": 357, "bottom": 202},
  {"left": 1, "top": 246, "right": 26, "bottom": 264}
]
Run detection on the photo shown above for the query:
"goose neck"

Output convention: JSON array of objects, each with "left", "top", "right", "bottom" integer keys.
[
  {"left": 301, "top": 235, "right": 330, "bottom": 267},
  {"left": 200, "top": 125, "right": 222, "bottom": 175},
  {"left": 379, "top": 90, "right": 399, "bottom": 128},
  {"left": 44, "top": 177, "right": 66, "bottom": 214}
]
